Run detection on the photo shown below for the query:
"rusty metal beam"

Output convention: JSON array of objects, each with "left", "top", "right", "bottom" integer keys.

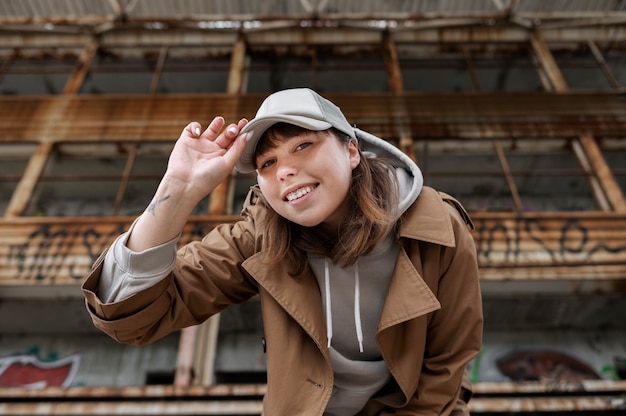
[
  {"left": 1, "top": 92, "right": 624, "bottom": 145},
  {"left": 2, "top": 212, "right": 625, "bottom": 293},
  {"left": 63, "top": 37, "right": 99, "bottom": 94},
  {"left": 149, "top": 46, "right": 168, "bottom": 94},
  {"left": 180, "top": 35, "right": 250, "bottom": 389},
  {"left": 174, "top": 324, "right": 199, "bottom": 387},
  {"left": 529, "top": 31, "right": 568, "bottom": 91},
  {"left": 0, "top": 381, "right": 625, "bottom": 414},
  {"left": 1, "top": 25, "right": 625, "bottom": 53},
  {"left": 529, "top": 31, "right": 626, "bottom": 213},
  {"left": 587, "top": 38, "right": 621, "bottom": 91},
  {"left": 382, "top": 31, "right": 416, "bottom": 162},
  {"left": 4, "top": 142, "right": 52, "bottom": 218},
  {"left": 112, "top": 143, "right": 138, "bottom": 215}
]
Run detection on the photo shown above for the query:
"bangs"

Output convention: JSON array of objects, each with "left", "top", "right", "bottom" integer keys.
[{"left": 254, "top": 123, "right": 314, "bottom": 166}]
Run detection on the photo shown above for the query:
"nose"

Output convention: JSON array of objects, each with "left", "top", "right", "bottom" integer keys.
[{"left": 276, "top": 160, "right": 298, "bottom": 181}]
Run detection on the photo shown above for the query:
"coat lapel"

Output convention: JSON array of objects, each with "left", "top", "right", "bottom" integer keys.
[
  {"left": 242, "top": 253, "right": 329, "bottom": 353},
  {"left": 376, "top": 187, "right": 454, "bottom": 329},
  {"left": 378, "top": 248, "right": 441, "bottom": 331}
]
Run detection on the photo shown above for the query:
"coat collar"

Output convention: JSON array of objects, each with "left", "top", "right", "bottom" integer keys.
[{"left": 398, "top": 186, "right": 456, "bottom": 247}]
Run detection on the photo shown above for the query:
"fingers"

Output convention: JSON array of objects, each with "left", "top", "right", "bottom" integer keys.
[
  {"left": 185, "top": 121, "right": 203, "bottom": 138},
  {"left": 206, "top": 116, "right": 225, "bottom": 137},
  {"left": 211, "top": 118, "right": 248, "bottom": 147},
  {"left": 184, "top": 117, "right": 248, "bottom": 147}
]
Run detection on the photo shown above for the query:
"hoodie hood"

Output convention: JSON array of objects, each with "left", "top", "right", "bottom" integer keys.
[{"left": 354, "top": 128, "right": 423, "bottom": 214}]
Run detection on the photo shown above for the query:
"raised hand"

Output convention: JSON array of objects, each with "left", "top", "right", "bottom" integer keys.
[
  {"left": 126, "top": 116, "right": 250, "bottom": 251},
  {"left": 164, "top": 116, "right": 250, "bottom": 203}
]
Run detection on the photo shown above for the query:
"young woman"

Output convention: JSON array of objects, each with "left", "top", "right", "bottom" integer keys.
[{"left": 82, "top": 88, "right": 483, "bottom": 415}]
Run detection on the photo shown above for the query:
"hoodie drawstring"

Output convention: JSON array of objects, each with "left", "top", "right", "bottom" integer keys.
[
  {"left": 324, "top": 258, "right": 364, "bottom": 353},
  {"left": 354, "top": 261, "right": 364, "bottom": 353},
  {"left": 324, "top": 258, "right": 333, "bottom": 349}
]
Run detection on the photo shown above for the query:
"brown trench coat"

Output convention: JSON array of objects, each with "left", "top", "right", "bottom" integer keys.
[{"left": 82, "top": 186, "right": 483, "bottom": 415}]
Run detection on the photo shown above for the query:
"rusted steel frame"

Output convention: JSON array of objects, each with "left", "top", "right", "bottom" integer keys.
[
  {"left": 470, "top": 396, "right": 626, "bottom": 412},
  {"left": 2, "top": 212, "right": 625, "bottom": 283},
  {"left": 577, "top": 135, "right": 626, "bottom": 212},
  {"left": 492, "top": 140, "right": 523, "bottom": 212},
  {"left": 174, "top": 324, "right": 199, "bottom": 387},
  {"left": 470, "top": 380, "right": 626, "bottom": 397},
  {"left": 461, "top": 46, "right": 481, "bottom": 91},
  {"left": 382, "top": 31, "right": 404, "bottom": 92},
  {"left": 462, "top": 47, "right": 523, "bottom": 212},
  {"left": 1, "top": 92, "right": 624, "bottom": 143},
  {"left": 428, "top": 168, "right": 592, "bottom": 177},
  {"left": 1, "top": 380, "right": 624, "bottom": 398},
  {"left": 63, "top": 37, "right": 99, "bottom": 94},
  {"left": 112, "top": 143, "right": 138, "bottom": 215},
  {"left": 0, "top": 384, "right": 268, "bottom": 399},
  {"left": 582, "top": 139, "right": 626, "bottom": 202},
  {"left": 178, "top": 34, "right": 249, "bottom": 389},
  {"left": 1, "top": 381, "right": 625, "bottom": 414},
  {"left": 207, "top": 33, "right": 248, "bottom": 218},
  {"left": 4, "top": 142, "right": 53, "bottom": 218},
  {"left": 529, "top": 31, "right": 568, "bottom": 91},
  {"left": 382, "top": 31, "right": 416, "bottom": 162},
  {"left": 149, "top": 46, "right": 168, "bottom": 94},
  {"left": 529, "top": 31, "right": 626, "bottom": 213},
  {"left": 0, "top": 401, "right": 263, "bottom": 415},
  {"left": 0, "top": 50, "right": 16, "bottom": 84},
  {"left": 570, "top": 138, "right": 611, "bottom": 210},
  {"left": 586, "top": 39, "right": 621, "bottom": 91},
  {"left": 2, "top": 24, "right": 625, "bottom": 51},
  {"left": 1, "top": 397, "right": 624, "bottom": 415}
]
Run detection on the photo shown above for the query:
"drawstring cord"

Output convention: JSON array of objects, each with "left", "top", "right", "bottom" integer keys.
[
  {"left": 354, "top": 261, "right": 364, "bottom": 353},
  {"left": 324, "top": 258, "right": 333, "bottom": 349},
  {"left": 324, "top": 258, "right": 364, "bottom": 353}
]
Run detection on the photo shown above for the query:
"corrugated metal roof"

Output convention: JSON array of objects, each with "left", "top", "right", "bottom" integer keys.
[{"left": 1, "top": 0, "right": 625, "bottom": 26}]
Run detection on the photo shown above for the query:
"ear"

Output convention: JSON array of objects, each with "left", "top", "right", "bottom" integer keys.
[{"left": 348, "top": 138, "right": 360, "bottom": 170}]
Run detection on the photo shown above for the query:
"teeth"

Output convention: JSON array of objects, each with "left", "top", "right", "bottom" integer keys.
[{"left": 286, "top": 186, "right": 313, "bottom": 201}]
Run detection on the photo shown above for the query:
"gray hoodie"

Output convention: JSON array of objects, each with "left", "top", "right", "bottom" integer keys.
[
  {"left": 308, "top": 129, "right": 423, "bottom": 415},
  {"left": 97, "top": 128, "right": 423, "bottom": 415}
]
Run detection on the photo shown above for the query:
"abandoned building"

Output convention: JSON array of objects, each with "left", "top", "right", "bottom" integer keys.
[{"left": 0, "top": 0, "right": 625, "bottom": 414}]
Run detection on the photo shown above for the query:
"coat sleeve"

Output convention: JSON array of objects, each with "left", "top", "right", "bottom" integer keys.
[
  {"left": 398, "top": 196, "right": 483, "bottom": 415},
  {"left": 81, "top": 188, "right": 264, "bottom": 345}
]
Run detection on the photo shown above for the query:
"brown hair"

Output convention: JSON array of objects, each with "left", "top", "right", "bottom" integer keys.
[{"left": 256, "top": 123, "right": 399, "bottom": 272}]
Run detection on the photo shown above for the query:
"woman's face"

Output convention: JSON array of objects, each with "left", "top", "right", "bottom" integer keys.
[{"left": 255, "top": 130, "right": 360, "bottom": 230}]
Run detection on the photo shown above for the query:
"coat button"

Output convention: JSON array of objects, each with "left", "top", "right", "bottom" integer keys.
[{"left": 261, "top": 337, "right": 266, "bottom": 353}]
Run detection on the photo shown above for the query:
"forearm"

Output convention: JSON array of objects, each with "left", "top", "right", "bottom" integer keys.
[{"left": 127, "top": 175, "right": 201, "bottom": 252}]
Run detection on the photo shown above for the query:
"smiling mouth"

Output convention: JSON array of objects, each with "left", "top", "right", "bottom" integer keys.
[{"left": 285, "top": 185, "right": 316, "bottom": 201}]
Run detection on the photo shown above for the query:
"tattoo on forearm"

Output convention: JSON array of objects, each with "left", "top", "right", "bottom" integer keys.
[{"left": 146, "top": 195, "right": 171, "bottom": 215}]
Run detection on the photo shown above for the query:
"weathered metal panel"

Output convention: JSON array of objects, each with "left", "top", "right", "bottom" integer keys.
[
  {"left": 0, "top": 381, "right": 625, "bottom": 414},
  {"left": 0, "top": 93, "right": 625, "bottom": 145},
  {"left": 1, "top": 212, "right": 625, "bottom": 295}
]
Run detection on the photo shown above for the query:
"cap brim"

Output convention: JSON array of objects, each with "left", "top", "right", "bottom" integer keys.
[{"left": 235, "top": 115, "right": 333, "bottom": 173}]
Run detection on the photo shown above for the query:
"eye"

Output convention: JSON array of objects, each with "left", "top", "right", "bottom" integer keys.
[
  {"left": 258, "top": 157, "right": 275, "bottom": 170},
  {"left": 295, "top": 141, "right": 312, "bottom": 151}
]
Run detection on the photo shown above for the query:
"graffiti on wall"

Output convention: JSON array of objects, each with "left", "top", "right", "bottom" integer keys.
[
  {"left": 5, "top": 216, "right": 626, "bottom": 282},
  {"left": 474, "top": 217, "right": 626, "bottom": 265},
  {"left": 496, "top": 349, "right": 600, "bottom": 385},
  {"left": 0, "top": 351, "right": 82, "bottom": 388},
  {"left": 4, "top": 222, "right": 215, "bottom": 282},
  {"left": 470, "top": 345, "right": 626, "bottom": 391}
]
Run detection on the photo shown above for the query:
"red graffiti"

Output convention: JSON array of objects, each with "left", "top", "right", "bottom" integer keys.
[
  {"left": 0, "top": 353, "right": 81, "bottom": 388},
  {"left": 496, "top": 349, "right": 600, "bottom": 383}
]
